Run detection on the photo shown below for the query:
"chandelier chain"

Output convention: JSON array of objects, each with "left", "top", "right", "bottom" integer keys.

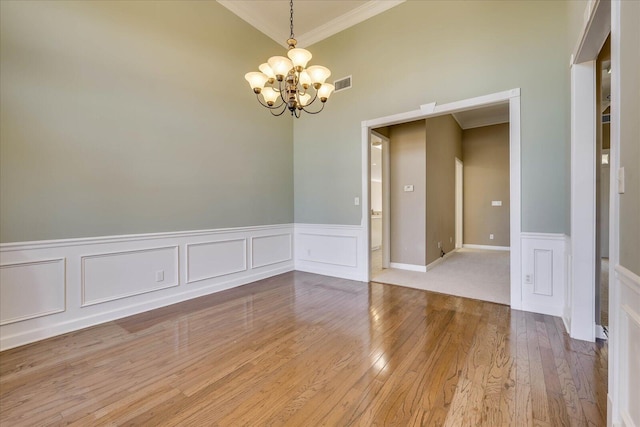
[{"left": 289, "top": 0, "right": 294, "bottom": 39}]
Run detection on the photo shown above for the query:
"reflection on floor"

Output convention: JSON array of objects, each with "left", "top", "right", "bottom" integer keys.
[
  {"left": 371, "top": 248, "right": 510, "bottom": 305},
  {"left": 601, "top": 258, "right": 609, "bottom": 327}
]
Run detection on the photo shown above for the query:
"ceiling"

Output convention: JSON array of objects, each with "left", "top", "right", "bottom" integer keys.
[
  {"left": 452, "top": 103, "right": 510, "bottom": 130},
  {"left": 217, "top": 1, "right": 405, "bottom": 47}
]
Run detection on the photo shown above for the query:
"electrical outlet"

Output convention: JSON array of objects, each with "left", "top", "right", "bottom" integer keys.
[
  {"left": 524, "top": 274, "right": 533, "bottom": 284},
  {"left": 437, "top": 241, "right": 442, "bottom": 249},
  {"left": 489, "top": 234, "right": 494, "bottom": 240},
  {"left": 354, "top": 197, "right": 360, "bottom": 206},
  {"left": 155, "top": 270, "right": 164, "bottom": 282},
  {"left": 450, "top": 237, "right": 453, "bottom": 243}
]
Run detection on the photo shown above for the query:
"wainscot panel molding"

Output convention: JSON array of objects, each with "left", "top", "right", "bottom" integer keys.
[
  {"left": 251, "top": 234, "right": 292, "bottom": 268},
  {"left": 0, "top": 258, "right": 66, "bottom": 325},
  {"left": 81, "top": 246, "right": 179, "bottom": 306},
  {"left": 294, "top": 224, "right": 367, "bottom": 282},
  {"left": 186, "top": 239, "right": 247, "bottom": 284},
  {"left": 520, "top": 233, "right": 567, "bottom": 318},
  {"left": 0, "top": 224, "right": 294, "bottom": 351},
  {"left": 614, "top": 264, "right": 640, "bottom": 427}
]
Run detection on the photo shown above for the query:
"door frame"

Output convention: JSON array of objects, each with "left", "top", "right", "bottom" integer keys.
[
  {"left": 455, "top": 157, "right": 464, "bottom": 249},
  {"left": 370, "top": 130, "right": 391, "bottom": 271},
  {"left": 360, "top": 88, "right": 522, "bottom": 309}
]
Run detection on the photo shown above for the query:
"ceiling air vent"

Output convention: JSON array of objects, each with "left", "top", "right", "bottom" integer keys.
[{"left": 334, "top": 75, "right": 352, "bottom": 93}]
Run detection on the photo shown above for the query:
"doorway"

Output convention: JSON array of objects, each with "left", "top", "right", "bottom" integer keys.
[
  {"left": 370, "top": 131, "right": 390, "bottom": 277},
  {"left": 362, "top": 89, "right": 521, "bottom": 309},
  {"left": 595, "top": 35, "right": 611, "bottom": 338}
]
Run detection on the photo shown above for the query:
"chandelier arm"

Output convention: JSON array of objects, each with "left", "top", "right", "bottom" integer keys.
[
  {"left": 301, "top": 101, "right": 326, "bottom": 115},
  {"left": 270, "top": 103, "right": 289, "bottom": 116}
]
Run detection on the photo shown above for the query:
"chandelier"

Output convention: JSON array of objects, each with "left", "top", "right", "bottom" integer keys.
[{"left": 244, "top": 0, "right": 335, "bottom": 118}]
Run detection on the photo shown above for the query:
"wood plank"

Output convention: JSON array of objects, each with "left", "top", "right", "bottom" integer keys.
[{"left": 0, "top": 271, "right": 608, "bottom": 426}]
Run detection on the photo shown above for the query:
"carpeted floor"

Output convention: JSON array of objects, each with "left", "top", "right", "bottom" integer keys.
[{"left": 371, "top": 248, "right": 510, "bottom": 305}]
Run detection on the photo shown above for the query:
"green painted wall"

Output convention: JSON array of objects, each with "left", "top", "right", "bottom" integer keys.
[
  {"left": 0, "top": 1, "right": 293, "bottom": 243},
  {"left": 294, "top": 0, "right": 573, "bottom": 233}
]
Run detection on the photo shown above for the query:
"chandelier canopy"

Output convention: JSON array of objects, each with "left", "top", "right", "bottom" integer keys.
[{"left": 245, "top": 0, "right": 335, "bottom": 118}]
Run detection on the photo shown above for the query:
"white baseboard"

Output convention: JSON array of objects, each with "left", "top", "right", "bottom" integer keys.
[
  {"left": 462, "top": 244, "right": 510, "bottom": 251},
  {"left": 389, "top": 262, "right": 427, "bottom": 272},
  {"left": 595, "top": 324, "right": 608, "bottom": 340},
  {"left": 0, "top": 224, "right": 294, "bottom": 351},
  {"left": 425, "top": 249, "right": 458, "bottom": 271}
]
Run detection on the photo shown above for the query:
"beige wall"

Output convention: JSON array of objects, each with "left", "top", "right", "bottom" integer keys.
[
  {"left": 618, "top": 0, "right": 640, "bottom": 274},
  {"left": 462, "top": 124, "right": 510, "bottom": 247},
  {"left": 425, "top": 115, "right": 462, "bottom": 264},
  {"left": 0, "top": 1, "right": 293, "bottom": 243},
  {"left": 389, "top": 120, "right": 426, "bottom": 266}
]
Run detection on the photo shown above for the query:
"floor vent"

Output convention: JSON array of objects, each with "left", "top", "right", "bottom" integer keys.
[{"left": 334, "top": 75, "right": 352, "bottom": 92}]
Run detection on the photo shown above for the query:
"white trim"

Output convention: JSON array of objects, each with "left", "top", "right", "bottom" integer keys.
[
  {"left": 426, "top": 249, "right": 457, "bottom": 271},
  {"left": 297, "top": 1, "right": 406, "bottom": 47},
  {"left": 520, "top": 232, "right": 567, "bottom": 241},
  {"left": 573, "top": 0, "right": 611, "bottom": 64},
  {"left": 570, "top": 60, "right": 598, "bottom": 343},
  {"left": 370, "top": 130, "right": 391, "bottom": 270},
  {"left": 185, "top": 238, "right": 248, "bottom": 284},
  {"left": 455, "top": 158, "right": 463, "bottom": 249},
  {"left": 462, "top": 244, "right": 510, "bottom": 251},
  {"left": 616, "top": 264, "right": 640, "bottom": 295},
  {"left": 595, "top": 324, "right": 608, "bottom": 340},
  {"left": 0, "top": 223, "right": 290, "bottom": 252},
  {"left": 609, "top": 2, "right": 622, "bottom": 425},
  {"left": 80, "top": 246, "right": 180, "bottom": 307},
  {"left": 0, "top": 258, "right": 67, "bottom": 325},
  {"left": 217, "top": 1, "right": 406, "bottom": 48},
  {"left": 0, "top": 224, "right": 294, "bottom": 351},
  {"left": 361, "top": 88, "right": 521, "bottom": 312},
  {"left": 389, "top": 262, "right": 427, "bottom": 273},
  {"left": 250, "top": 233, "right": 293, "bottom": 268},
  {"left": 294, "top": 223, "right": 367, "bottom": 282}
]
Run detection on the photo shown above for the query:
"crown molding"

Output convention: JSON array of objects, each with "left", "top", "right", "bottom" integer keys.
[
  {"left": 217, "top": 1, "right": 405, "bottom": 48},
  {"left": 297, "top": 1, "right": 406, "bottom": 47}
]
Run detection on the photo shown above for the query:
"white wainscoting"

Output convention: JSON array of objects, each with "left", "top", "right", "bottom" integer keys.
[
  {"left": 614, "top": 265, "right": 640, "bottom": 427},
  {"left": 294, "top": 224, "right": 367, "bottom": 282},
  {"left": 0, "top": 258, "right": 66, "bottom": 325},
  {"left": 0, "top": 224, "right": 294, "bottom": 351},
  {"left": 82, "top": 246, "right": 179, "bottom": 306},
  {"left": 520, "top": 233, "right": 567, "bottom": 317}
]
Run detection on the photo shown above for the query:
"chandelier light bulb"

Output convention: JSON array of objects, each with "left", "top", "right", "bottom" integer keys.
[
  {"left": 259, "top": 63, "right": 276, "bottom": 83},
  {"left": 306, "top": 65, "right": 331, "bottom": 88},
  {"left": 245, "top": 71, "right": 268, "bottom": 93},
  {"left": 287, "top": 48, "right": 312, "bottom": 71},
  {"left": 299, "top": 71, "right": 311, "bottom": 89},
  {"left": 267, "top": 56, "right": 293, "bottom": 80},
  {"left": 318, "top": 83, "right": 335, "bottom": 102},
  {"left": 261, "top": 87, "right": 279, "bottom": 106}
]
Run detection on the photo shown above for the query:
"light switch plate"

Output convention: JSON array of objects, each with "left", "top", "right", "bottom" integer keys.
[
  {"left": 491, "top": 200, "right": 502, "bottom": 206},
  {"left": 404, "top": 185, "right": 414, "bottom": 192}
]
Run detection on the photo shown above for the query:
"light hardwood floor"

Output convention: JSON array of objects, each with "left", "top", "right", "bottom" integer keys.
[{"left": 0, "top": 271, "right": 607, "bottom": 426}]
